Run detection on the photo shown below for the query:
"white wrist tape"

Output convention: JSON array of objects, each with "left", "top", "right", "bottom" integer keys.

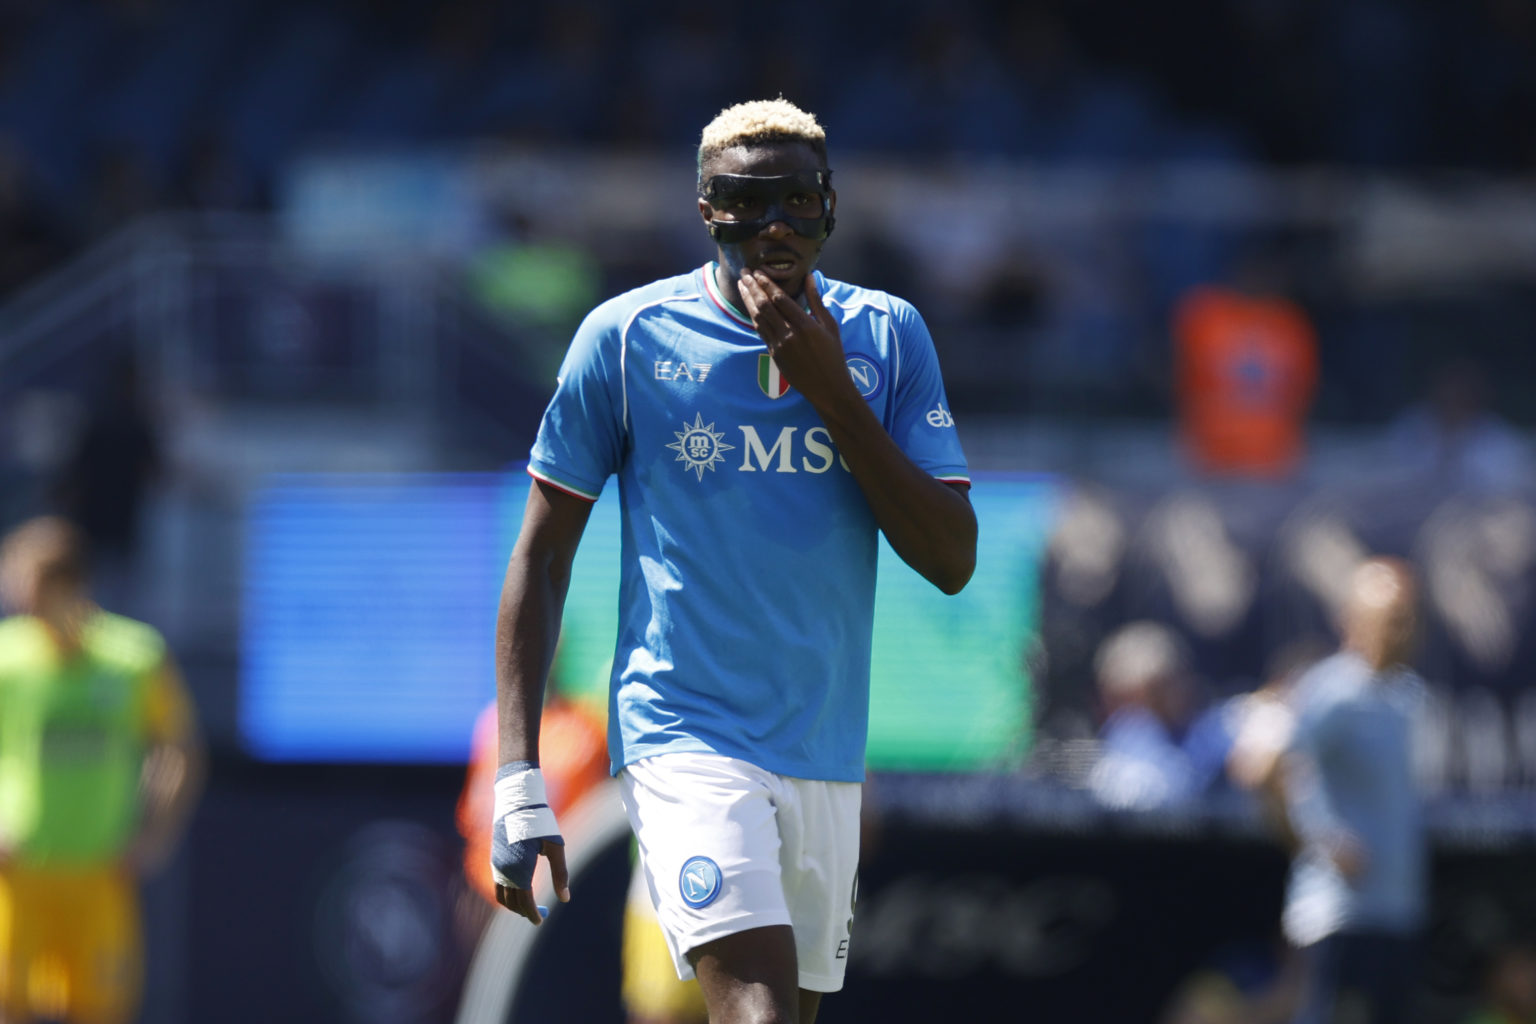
[{"left": 494, "top": 768, "right": 561, "bottom": 843}]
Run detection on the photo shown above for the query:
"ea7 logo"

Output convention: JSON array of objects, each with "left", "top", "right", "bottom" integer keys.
[
  {"left": 655, "top": 360, "right": 712, "bottom": 383},
  {"left": 926, "top": 405, "right": 955, "bottom": 428}
]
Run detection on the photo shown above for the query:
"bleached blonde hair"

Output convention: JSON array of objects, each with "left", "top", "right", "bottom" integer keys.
[{"left": 697, "top": 99, "right": 828, "bottom": 178}]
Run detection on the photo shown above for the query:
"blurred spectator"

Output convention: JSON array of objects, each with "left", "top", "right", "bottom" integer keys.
[
  {"left": 86, "top": 141, "right": 158, "bottom": 240},
  {"left": 1462, "top": 939, "right": 1536, "bottom": 1024},
  {"left": 1158, "top": 938, "right": 1304, "bottom": 1024},
  {"left": 466, "top": 209, "right": 602, "bottom": 374},
  {"left": 1229, "top": 557, "right": 1428, "bottom": 1024},
  {"left": 1386, "top": 358, "right": 1534, "bottom": 494},
  {"left": 1087, "top": 620, "right": 1230, "bottom": 809},
  {"left": 1037, "top": 486, "right": 1131, "bottom": 746},
  {"left": 0, "top": 517, "right": 204, "bottom": 1024},
  {"left": 0, "top": 135, "right": 68, "bottom": 300},
  {"left": 1172, "top": 255, "right": 1319, "bottom": 479},
  {"left": 173, "top": 130, "right": 258, "bottom": 212},
  {"left": 1159, "top": 970, "right": 1247, "bottom": 1024},
  {"left": 51, "top": 353, "right": 164, "bottom": 617}
]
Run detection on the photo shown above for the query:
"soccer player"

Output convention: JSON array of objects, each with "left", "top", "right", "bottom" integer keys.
[
  {"left": 0, "top": 516, "right": 204, "bottom": 1024},
  {"left": 1230, "top": 557, "right": 1427, "bottom": 1024},
  {"left": 489, "top": 98, "right": 976, "bottom": 1024}
]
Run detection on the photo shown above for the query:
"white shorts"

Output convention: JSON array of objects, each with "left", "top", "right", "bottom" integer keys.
[{"left": 618, "top": 752, "right": 862, "bottom": 993}]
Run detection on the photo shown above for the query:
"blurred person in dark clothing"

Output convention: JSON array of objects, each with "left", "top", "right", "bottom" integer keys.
[
  {"left": 1088, "top": 621, "right": 1232, "bottom": 809},
  {"left": 0, "top": 135, "right": 68, "bottom": 300},
  {"left": 1386, "top": 358, "right": 1533, "bottom": 494},
  {"left": 1230, "top": 558, "right": 1427, "bottom": 1024},
  {"left": 85, "top": 142, "right": 157, "bottom": 241},
  {"left": 173, "top": 130, "right": 258, "bottom": 212},
  {"left": 52, "top": 355, "right": 163, "bottom": 614},
  {"left": 1462, "top": 939, "right": 1536, "bottom": 1024}
]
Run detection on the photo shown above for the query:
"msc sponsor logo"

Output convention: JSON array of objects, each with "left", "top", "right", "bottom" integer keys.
[
  {"left": 666, "top": 415, "right": 735, "bottom": 480},
  {"left": 926, "top": 405, "right": 955, "bottom": 428},
  {"left": 738, "top": 425, "right": 849, "bottom": 474},
  {"left": 679, "top": 856, "right": 723, "bottom": 909},
  {"left": 668, "top": 418, "right": 851, "bottom": 478}
]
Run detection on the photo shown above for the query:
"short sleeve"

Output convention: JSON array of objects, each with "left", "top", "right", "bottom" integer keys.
[
  {"left": 1287, "top": 668, "right": 1339, "bottom": 760},
  {"left": 886, "top": 301, "right": 969, "bottom": 483},
  {"left": 144, "top": 657, "right": 196, "bottom": 742},
  {"left": 528, "top": 303, "right": 628, "bottom": 500}
]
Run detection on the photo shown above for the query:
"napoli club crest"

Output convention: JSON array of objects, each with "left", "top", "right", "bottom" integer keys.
[{"left": 679, "top": 856, "right": 723, "bottom": 908}]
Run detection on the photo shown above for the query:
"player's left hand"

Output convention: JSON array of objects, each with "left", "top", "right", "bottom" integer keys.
[
  {"left": 1326, "top": 831, "right": 1370, "bottom": 881},
  {"left": 122, "top": 831, "right": 174, "bottom": 878},
  {"left": 490, "top": 764, "right": 570, "bottom": 926},
  {"left": 739, "top": 270, "right": 856, "bottom": 410}
]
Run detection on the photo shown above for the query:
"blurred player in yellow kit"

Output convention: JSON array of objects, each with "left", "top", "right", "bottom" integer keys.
[
  {"left": 0, "top": 517, "right": 204, "bottom": 1024},
  {"left": 620, "top": 864, "right": 707, "bottom": 1024}
]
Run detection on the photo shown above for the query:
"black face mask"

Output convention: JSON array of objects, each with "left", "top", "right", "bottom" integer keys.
[{"left": 699, "top": 169, "right": 835, "bottom": 244}]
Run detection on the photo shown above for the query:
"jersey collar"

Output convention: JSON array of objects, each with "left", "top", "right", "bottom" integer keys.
[
  {"left": 700, "top": 263, "right": 753, "bottom": 328},
  {"left": 699, "top": 263, "right": 822, "bottom": 331}
]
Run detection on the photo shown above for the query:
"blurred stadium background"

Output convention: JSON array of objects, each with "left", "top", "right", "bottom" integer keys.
[{"left": 2, "top": 0, "right": 1535, "bottom": 1020}]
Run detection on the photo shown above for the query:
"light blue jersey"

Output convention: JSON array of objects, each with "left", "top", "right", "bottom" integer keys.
[
  {"left": 1282, "top": 652, "right": 1427, "bottom": 946},
  {"left": 528, "top": 264, "right": 970, "bottom": 783}
]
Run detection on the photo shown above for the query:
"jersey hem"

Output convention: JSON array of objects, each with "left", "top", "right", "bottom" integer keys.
[{"left": 616, "top": 737, "right": 866, "bottom": 784}]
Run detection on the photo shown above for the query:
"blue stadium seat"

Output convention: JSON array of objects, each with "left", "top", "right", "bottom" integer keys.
[{"left": 223, "top": 7, "right": 353, "bottom": 178}]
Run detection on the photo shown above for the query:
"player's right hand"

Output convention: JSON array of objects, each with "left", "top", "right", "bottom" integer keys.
[
  {"left": 1326, "top": 831, "right": 1370, "bottom": 881},
  {"left": 490, "top": 762, "right": 570, "bottom": 925}
]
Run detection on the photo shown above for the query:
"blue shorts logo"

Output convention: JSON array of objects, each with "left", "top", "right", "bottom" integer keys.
[
  {"left": 679, "top": 856, "right": 723, "bottom": 909},
  {"left": 845, "top": 356, "right": 883, "bottom": 400}
]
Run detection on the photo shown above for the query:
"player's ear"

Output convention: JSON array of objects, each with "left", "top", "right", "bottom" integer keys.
[
  {"left": 827, "top": 188, "right": 837, "bottom": 217},
  {"left": 698, "top": 197, "right": 714, "bottom": 227}
]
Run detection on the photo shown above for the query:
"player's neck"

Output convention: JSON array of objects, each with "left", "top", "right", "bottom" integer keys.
[
  {"left": 37, "top": 598, "right": 95, "bottom": 656},
  {"left": 712, "top": 262, "right": 749, "bottom": 315}
]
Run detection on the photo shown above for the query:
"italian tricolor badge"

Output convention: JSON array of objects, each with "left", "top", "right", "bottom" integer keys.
[{"left": 758, "top": 354, "right": 791, "bottom": 398}]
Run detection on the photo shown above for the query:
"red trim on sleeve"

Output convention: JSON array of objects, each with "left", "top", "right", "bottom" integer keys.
[{"left": 527, "top": 466, "right": 599, "bottom": 503}]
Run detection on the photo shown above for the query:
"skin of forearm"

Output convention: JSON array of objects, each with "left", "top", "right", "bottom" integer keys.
[
  {"left": 811, "top": 389, "right": 977, "bottom": 595},
  {"left": 495, "top": 548, "right": 570, "bottom": 765},
  {"left": 1258, "top": 771, "right": 1301, "bottom": 852},
  {"left": 132, "top": 736, "right": 205, "bottom": 870}
]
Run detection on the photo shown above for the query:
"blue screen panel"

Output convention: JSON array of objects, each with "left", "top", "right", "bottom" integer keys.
[
  {"left": 240, "top": 471, "right": 1054, "bottom": 766},
  {"left": 240, "top": 474, "right": 507, "bottom": 762}
]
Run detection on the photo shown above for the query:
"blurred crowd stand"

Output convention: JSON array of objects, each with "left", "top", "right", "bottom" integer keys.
[
  {"left": 1034, "top": 361, "right": 1536, "bottom": 801},
  {"left": 49, "top": 351, "right": 165, "bottom": 621}
]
